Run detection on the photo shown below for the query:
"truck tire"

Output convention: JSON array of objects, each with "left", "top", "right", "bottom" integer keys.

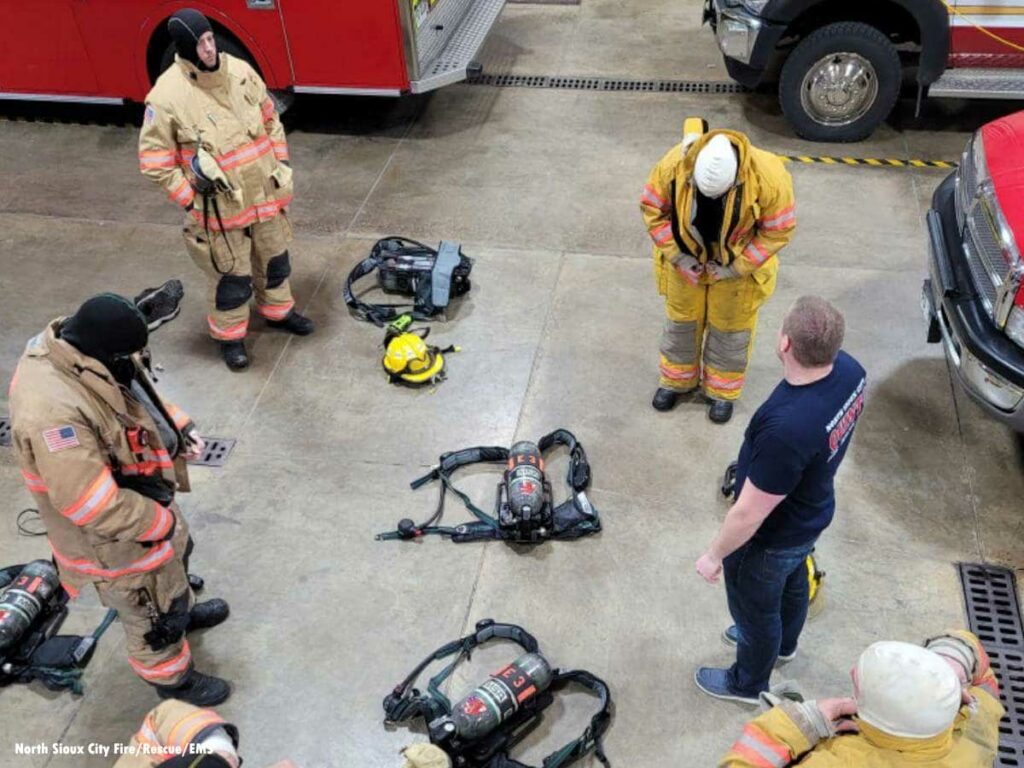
[
  {"left": 157, "top": 37, "right": 292, "bottom": 114},
  {"left": 779, "top": 21, "right": 901, "bottom": 143}
]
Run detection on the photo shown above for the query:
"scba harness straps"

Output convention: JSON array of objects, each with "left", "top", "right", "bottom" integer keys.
[
  {"left": 376, "top": 429, "right": 602, "bottom": 544},
  {"left": 344, "top": 237, "right": 473, "bottom": 327},
  {"left": 384, "top": 620, "right": 612, "bottom": 768}
]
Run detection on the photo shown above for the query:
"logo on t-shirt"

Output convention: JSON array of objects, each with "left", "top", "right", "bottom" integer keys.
[{"left": 826, "top": 377, "right": 865, "bottom": 460}]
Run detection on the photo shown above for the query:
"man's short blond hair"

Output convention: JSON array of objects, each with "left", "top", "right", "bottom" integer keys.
[{"left": 782, "top": 296, "right": 845, "bottom": 367}]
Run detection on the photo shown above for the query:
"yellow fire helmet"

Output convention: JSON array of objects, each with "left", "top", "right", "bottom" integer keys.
[{"left": 382, "top": 315, "right": 456, "bottom": 386}]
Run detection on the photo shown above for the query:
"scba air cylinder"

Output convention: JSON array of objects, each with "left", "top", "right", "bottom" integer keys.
[
  {"left": 450, "top": 653, "right": 553, "bottom": 740},
  {"left": 506, "top": 442, "right": 545, "bottom": 519},
  {"left": 0, "top": 560, "right": 60, "bottom": 657}
]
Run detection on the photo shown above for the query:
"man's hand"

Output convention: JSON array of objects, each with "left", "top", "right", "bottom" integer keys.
[
  {"left": 696, "top": 551, "right": 723, "bottom": 584},
  {"left": 706, "top": 262, "right": 740, "bottom": 282},
  {"left": 818, "top": 697, "right": 858, "bottom": 728},
  {"left": 673, "top": 254, "right": 703, "bottom": 286},
  {"left": 184, "top": 428, "right": 206, "bottom": 462}
]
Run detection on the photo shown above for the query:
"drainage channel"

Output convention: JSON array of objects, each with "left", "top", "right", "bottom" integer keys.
[
  {"left": 468, "top": 72, "right": 746, "bottom": 94},
  {"left": 960, "top": 562, "right": 1024, "bottom": 765}
]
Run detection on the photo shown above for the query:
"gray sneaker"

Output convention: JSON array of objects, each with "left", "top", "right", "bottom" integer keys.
[{"left": 722, "top": 625, "right": 797, "bottom": 664}]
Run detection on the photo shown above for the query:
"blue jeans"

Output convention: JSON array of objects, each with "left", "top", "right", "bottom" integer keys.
[{"left": 723, "top": 538, "right": 816, "bottom": 696}]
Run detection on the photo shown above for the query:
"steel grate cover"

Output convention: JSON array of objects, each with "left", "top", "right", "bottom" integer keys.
[
  {"left": 960, "top": 563, "right": 1024, "bottom": 766},
  {"left": 187, "top": 437, "right": 236, "bottom": 467},
  {"left": 960, "top": 563, "right": 1024, "bottom": 650},
  {"left": 468, "top": 73, "right": 745, "bottom": 94},
  {"left": 0, "top": 416, "right": 10, "bottom": 447}
]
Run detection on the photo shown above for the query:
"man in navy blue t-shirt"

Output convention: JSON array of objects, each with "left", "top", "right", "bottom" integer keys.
[{"left": 693, "top": 296, "right": 866, "bottom": 704}]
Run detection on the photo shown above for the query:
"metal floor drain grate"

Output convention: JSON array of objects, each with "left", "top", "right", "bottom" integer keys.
[
  {"left": 0, "top": 416, "right": 10, "bottom": 447},
  {"left": 960, "top": 563, "right": 1024, "bottom": 649},
  {"left": 188, "top": 437, "right": 236, "bottom": 467},
  {"left": 468, "top": 73, "right": 745, "bottom": 94},
  {"left": 960, "top": 563, "right": 1024, "bottom": 765}
]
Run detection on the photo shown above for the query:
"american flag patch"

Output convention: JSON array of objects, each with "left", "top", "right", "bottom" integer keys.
[
  {"left": 42, "top": 426, "right": 80, "bottom": 453},
  {"left": 144, "top": 105, "right": 155, "bottom": 124}
]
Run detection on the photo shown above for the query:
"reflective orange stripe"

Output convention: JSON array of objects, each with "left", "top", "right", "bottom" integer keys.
[
  {"left": 218, "top": 137, "right": 273, "bottom": 170},
  {"left": 52, "top": 540, "right": 174, "bottom": 580},
  {"left": 256, "top": 300, "right": 295, "bottom": 321},
  {"left": 21, "top": 469, "right": 48, "bottom": 493},
  {"left": 190, "top": 195, "right": 292, "bottom": 231},
  {"left": 760, "top": 205, "right": 796, "bottom": 231},
  {"left": 208, "top": 316, "right": 249, "bottom": 341},
  {"left": 743, "top": 239, "right": 770, "bottom": 266},
  {"left": 138, "top": 504, "right": 174, "bottom": 543},
  {"left": 61, "top": 580, "right": 80, "bottom": 600},
  {"left": 167, "top": 709, "right": 226, "bottom": 751},
  {"left": 129, "top": 641, "right": 192, "bottom": 682},
  {"left": 62, "top": 467, "right": 117, "bottom": 526},
  {"left": 169, "top": 178, "right": 195, "bottom": 208},
  {"left": 139, "top": 150, "right": 178, "bottom": 170},
  {"left": 133, "top": 715, "right": 162, "bottom": 752},
  {"left": 705, "top": 372, "right": 745, "bottom": 391},
  {"left": 641, "top": 184, "right": 669, "bottom": 211},
  {"left": 650, "top": 222, "right": 674, "bottom": 245},
  {"left": 659, "top": 363, "right": 698, "bottom": 381},
  {"left": 272, "top": 141, "right": 289, "bottom": 160},
  {"left": 731, "top": 724, "right": 790, "bottom": 767}
]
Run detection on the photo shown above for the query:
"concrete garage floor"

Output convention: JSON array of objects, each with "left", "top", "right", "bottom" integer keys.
[{"left": 2, "top": 1, "right": 1024, "bottom": 765}]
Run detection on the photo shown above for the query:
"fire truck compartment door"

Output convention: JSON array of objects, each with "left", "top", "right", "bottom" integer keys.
[
  {"left": 950, "top": 0, "right": 1024, "bottom": 64},
  {"left": 0, "top": 4, "right": 98, "bottom": 95}
]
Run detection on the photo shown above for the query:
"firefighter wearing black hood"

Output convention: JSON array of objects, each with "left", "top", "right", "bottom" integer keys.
[
  {"left": 8, "top": 295, "right": 232, "bottom": 706},
  {"left": 139, "top": 9, "right": 315, "bottom": 371}
]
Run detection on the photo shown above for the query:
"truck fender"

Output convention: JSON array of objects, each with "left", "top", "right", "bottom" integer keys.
[{"left": 766, "top": 0, "right": 949, "bottom": 84}]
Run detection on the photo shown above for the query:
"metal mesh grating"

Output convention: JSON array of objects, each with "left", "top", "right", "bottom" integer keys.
[
  {"left": 468, "top": 73, "right": 746, "bottom": 94},
  {"left": 960, "top": 563, "right": 1024, "bottom": 649},
  {"left": 0, "top": 416, "right": 10, "bottom": 447},
  {"left": 187, "top": 437, "right": 236, "bottom": 467},
  {"left": 959, "top": 563, "right": 1024, "bottom": 766}
]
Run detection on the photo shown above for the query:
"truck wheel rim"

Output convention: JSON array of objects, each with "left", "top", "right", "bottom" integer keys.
[{"left": 800, "top": 52, "right": 879, "bottom": 126}]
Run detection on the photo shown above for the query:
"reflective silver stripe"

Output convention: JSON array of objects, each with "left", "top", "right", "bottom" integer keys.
[
  {"left": 65, "top": 472, "right": 116, "bottom": 524},
  {"left": 736, "top": 731, "right": 788, "bottom": 768}
]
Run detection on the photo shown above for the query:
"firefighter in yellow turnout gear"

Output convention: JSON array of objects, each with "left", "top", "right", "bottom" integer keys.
[
  {"left": 116, "top": 700, "right": 300, "bottom": 768},
  {"left": 139, "top": 9, "right": 314, "bottom": 371},
  {"left": 641, "top": 120, "right": 796, "bottom": 423},
  {"left": 9, "top": 295, "right": 231, "bottom": 706},
  {"left": 720, "top": 630, "right": 1003, "bottom": 767}
]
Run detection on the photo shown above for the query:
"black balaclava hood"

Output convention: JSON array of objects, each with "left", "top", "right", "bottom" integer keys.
[
  {"left": 60, "top": 294, "right": 149, "bottom": 385},
  {"left": 168, "top": 9, "right": 218, "bottom": 71}
]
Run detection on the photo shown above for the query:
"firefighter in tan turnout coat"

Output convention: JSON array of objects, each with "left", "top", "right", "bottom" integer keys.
[
  {"left": 139, "top": 9, "right": 315, "bottom": 371},
  {"left": 9, "top": 295, "right": 231, "bottom": 706}
]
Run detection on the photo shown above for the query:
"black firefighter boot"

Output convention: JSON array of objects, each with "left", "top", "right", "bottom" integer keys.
[
  {"left": 652, "top": 387, "right": 681, "bottom": 412},
  {"left": 156, "top": 669, "right": 231, "bottom": 706},
  {"left": 267, "top": 310, "right": 315, "bottom": 336},
  {"left": 188, "top": 599, "right": 230, "bottom": 632},
  {"left": 708, "top": 398, "right": 734, "bottom": 424},
  {"left": 219, "top": 341, "right": 250, "bottom": 371}
]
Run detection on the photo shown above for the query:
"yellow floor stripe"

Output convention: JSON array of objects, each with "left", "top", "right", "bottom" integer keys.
[{"left": 779, "top": 155, "right": 957, "bottom": 169}]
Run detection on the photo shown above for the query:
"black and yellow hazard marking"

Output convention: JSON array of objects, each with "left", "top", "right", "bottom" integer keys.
[{"left": 780, "top": 155, "right": 957, "bottom": 170}]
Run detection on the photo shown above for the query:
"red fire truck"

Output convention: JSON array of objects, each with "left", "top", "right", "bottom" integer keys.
[
  {"left": 705, "top": 0, "right": 1024, "bottom": 142},
  {"left": 1, "top": 0, "right": 505, "bottom": 105}
]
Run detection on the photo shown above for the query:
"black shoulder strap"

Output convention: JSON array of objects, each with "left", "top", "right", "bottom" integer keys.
[
  {"left": 537, "top": 429, "right": 591, "bottom": 492},
  {"left": 540, "top": 670, "right": 613, "bottom": 768}
]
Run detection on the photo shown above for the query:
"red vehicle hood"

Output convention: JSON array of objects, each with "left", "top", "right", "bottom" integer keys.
[{"left": 983, "top": 112, "right": 1024, "bottom": 249}]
